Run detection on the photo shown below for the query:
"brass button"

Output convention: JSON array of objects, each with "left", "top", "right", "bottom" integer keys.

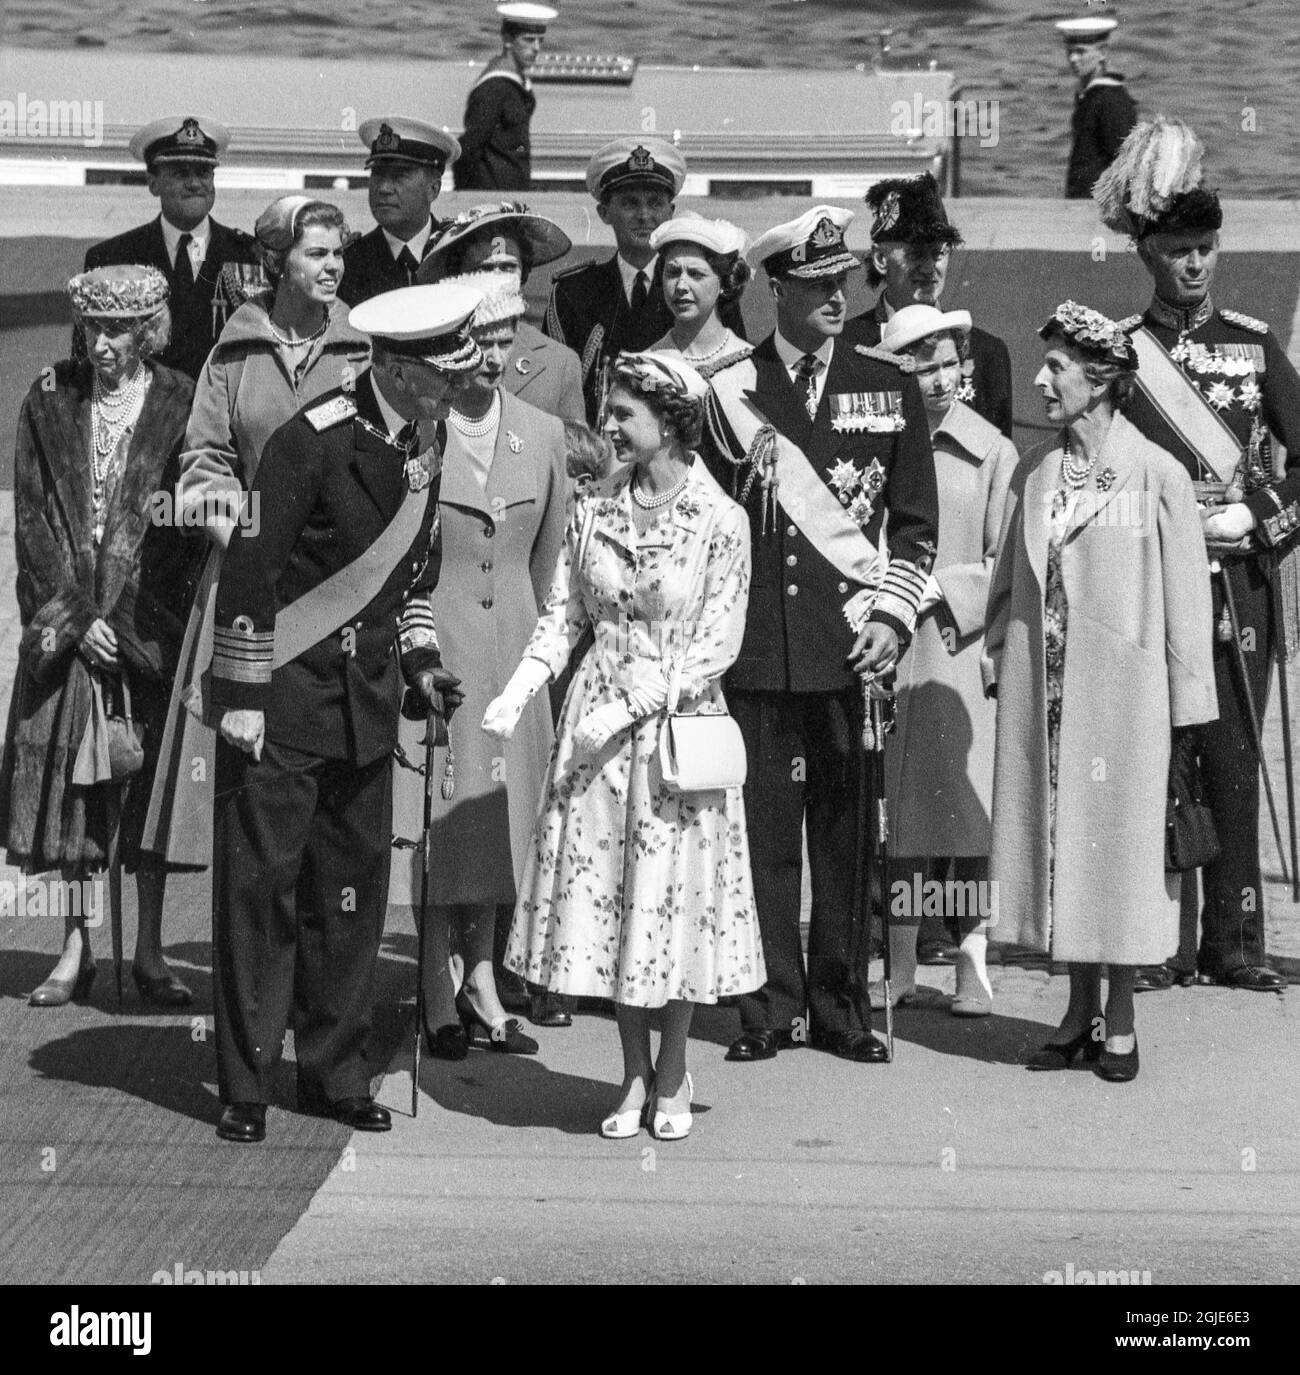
[
  {"left": 786, "top": 554, "right": 797, "bottom": 567},
  {"left": 786, "top": 584, "right": 798, "bottom": 597},
  {"left": 838, "top": 581, "right": 849, "bottom": 594},
  {"left": 786, "top": 524, "right": 797, "bottom": 538}
]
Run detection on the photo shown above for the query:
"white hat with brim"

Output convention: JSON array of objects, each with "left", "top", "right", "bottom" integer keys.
[
  {"left": 349, "top": 283, "right": 484, "bottom": 372},
  {"left": 498, "top": 3, "right": 557, "bottom": 28},
  {"left": 359, "top": 117, "right": 460, "bottom": 171},
  {"left": 422, "top": 203, "right": 571, "bottom": 278},
  {"left": 1055, "top": 17, "right": 1118, "bottom": 44},
  {"left": 585, "top": 138, "right": 687, "bottom": 200},
  {"left": 748, "top": 204, "right": 859, "bottom": 279},
  {"left": 650, "top": 213, "right": 747, "bottom": 258},
  {"left": 878, "top": 304, "right": 972, "bottom": 354},
  {"left": 129, "top": 115, "right": 229, "bottom": 167}
]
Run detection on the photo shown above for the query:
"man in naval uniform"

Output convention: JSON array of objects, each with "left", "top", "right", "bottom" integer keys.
[
  {"left": 1096, "top": 117, "right": 1298, "bottom": 994},
  {"left": 543, "top": 137, "right": 746, "bottom": 426},
  {"left": 702, "top": 206, "right": 939, "bottom": 1063},
  {"left": 208, "top": 283, "right": 480, "bottom": 1143},
  {"left": 1058, "top": 16, "right": 1137, "bottom": 200},
  {"left": 456, "top": 3, "right": 557, "bottom": 192},
  {"left": 338, "top": 117, "right": 459, "bottom": 308},
  {"left": 848, "top": 172, "right": 1014, "bottom": 440},
  {"left": 81, "top": 115, "right": 259, "bottom": 380}
]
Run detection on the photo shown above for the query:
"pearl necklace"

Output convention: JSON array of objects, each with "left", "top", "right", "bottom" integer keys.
[
  {"left": 267, "top": 313, "right": 329, "bottom": 350},
  {"left": 1060, "top": 435, "right": 1098, "bottom": 492},
  {"left": 679, "top": 331, "right": 729, "bottom": 364},
  {"left": 632, "top": 470, "right": 689, "bottom": 509},
  {"left": 449, "top": 392, "right": 500, "bottom": 438},
  {"left": 91, "top": 366, "right": 147, "bottom": 466}
]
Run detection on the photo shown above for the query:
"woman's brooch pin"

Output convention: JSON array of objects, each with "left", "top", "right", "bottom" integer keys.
[
  {"left": 507, "top": 429, "right": 523, "bottom": 453},
  {"left": 1095, "top": 467, "right": 1117, "bottom": 492}
]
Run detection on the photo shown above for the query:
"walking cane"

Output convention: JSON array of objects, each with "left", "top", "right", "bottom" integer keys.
[
  {"left": 867, "top": 692, "right": 894, "bottom": 1062},
  {"left": 411, "top": 709, "right": 443, "bottom": 1119},
  {"left": 1267, "top": 552, "right": 1300, "bottom": 901},
  {"left": 106, "top": 787, "right": 124, "bottom": 1006},
  {"left": 1219, "top": 565, "right": 1291, "bottom": 886}
]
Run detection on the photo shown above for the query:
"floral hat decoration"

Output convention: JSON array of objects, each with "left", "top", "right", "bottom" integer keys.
[
  {"left": 67, "top": 264, "right": 169, "bottom": 320},
  {"left": 612, "top": 350, "right": 709, "bottom": 401},
  {"left": 1039, "top": 301, "right": 1138, "bottom": 370}
]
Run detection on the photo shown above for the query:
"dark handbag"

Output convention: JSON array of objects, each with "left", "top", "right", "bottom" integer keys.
[
  {"left": 1165, "top": 730, "right": 1220, "bottom": 872},
  {"left": 105, "top": 672, "right": 145, "bottom": 781}
]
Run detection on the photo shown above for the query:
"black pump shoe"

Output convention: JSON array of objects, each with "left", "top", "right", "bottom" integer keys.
[
  {"left": 1095, "top": 1037, "right": 1140, "bottom": 1082},
  {"left": 456, "top": 990, "right": 539, "bottom": 1054},
  {"left": 1026, "top": 1025, "right": 1103, "bottom": 1070},
  {"left": 424, "top": 1021, "right": 469, "bottom": 1060}
]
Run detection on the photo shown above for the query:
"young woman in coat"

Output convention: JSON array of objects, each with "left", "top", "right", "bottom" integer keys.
[
  {"left": 140, "top": 196, "right": 368, "bottom": 872},
  {"left": 484, "top": 351, "right": 764, "bottom": 1141},
  {"left": 983, "top": 303, "right": 1217, "bottom": 1081},
  {"left": 0, "top": 266, "right": 200, "bottom": 1005},
  {"left": 875, "top": 304, "right": 1018, "bottom": 1016}
]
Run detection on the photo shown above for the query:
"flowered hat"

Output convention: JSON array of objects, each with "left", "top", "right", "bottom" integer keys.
[
  {"left": 612, "top": 350, "right": 709, "bottom": 401},
  {"left": 422, "top": 202, "right": 571, "bottom": 279},
  {"left": 66, "top": 264, "right": 169, "bottom": 319},
  {"left": 440, "top": 271, "right": 527, "bottom": 329},
  {"left": 1039, "top": 301, "right": 1138, "bottom": 369}
]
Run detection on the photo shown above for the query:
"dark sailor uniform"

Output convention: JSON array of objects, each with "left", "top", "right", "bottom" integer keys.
[
  {"left": 209, "top": 371, "right": 444, "bottom": 1107},
  {"left": 338, "top": 219, "right": 447, "bottom": 308},
  {"left": 1122, "top": 295, "right": 1300, "bottom": 977},
  {"left": 1066, "top": 71, "right": 1138, "bottom": 199},
  {"left": 544, "top": 255, "right": 747, "bottom": 426},
  {"left": 456, "top": 61, "right": 536, "bottom": 191},
  {"left": 82, "top": 217, "right": 259, "bottom": 380},
  {"left": 703, "top": 335, "right": 939, "bottom": 1039},
  {"left": 848, "top": 294, "right": 1015, "bottom": 439}
]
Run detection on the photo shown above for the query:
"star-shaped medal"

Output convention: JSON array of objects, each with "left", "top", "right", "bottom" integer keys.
[
  {"left": 1206, "top": 380, "right": 1234, "bottom": 411},
  {"left": 828, "top": 457, "right": 860, "bottom": 495},
  {"left": 1238, "top": 379, "right": 1262, "bottom": 410}
]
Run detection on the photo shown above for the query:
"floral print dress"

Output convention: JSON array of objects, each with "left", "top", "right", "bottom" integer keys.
[{"left": 504, "top": 458, "right": 765, "bottom": 1008}]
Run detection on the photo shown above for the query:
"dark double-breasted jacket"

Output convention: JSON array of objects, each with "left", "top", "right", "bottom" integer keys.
[
  {"left": 82, "top": 215, "right": 260, "bottom": 380},
  {"left": 455, "top": 63, "right": 536, "bottom": 191},
  {"left": 702, "top": 333, "right": 939, "bottom": 695},
  {"left": 1065, "top": 72, "right": 1138, "bottom": 199},
  {"left": 338, "top": 220, "right": 447, "bottom": 308},
  {"left": 210, "top": 370, "right": 443, "bottom": 765}
]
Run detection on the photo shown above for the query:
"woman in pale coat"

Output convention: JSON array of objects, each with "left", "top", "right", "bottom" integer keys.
[
  {"left": 983, "top": 303, "right": 1217, "bottom": 1082},
  {"left": 141, "top": 196, "right": 367, "bottom": 872},
  {"left": 875, "top": 304, "right": 1017, "bottom": 1016},
  {"left": 390, "top": 274, "right": 568, "bottom": 1058},
  {"left": 483, "top": 352, "right": 763, "bottom": 1141}
]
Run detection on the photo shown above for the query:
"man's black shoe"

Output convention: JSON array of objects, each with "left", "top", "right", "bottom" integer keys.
[
  {"left": 1133, "top": 965, "right": 1175, "bottom": 993},
  {"left": 812, "top": 1029, "right": 889, "bottom": 1063},
  {"left": 324, "top": 1096, "right": 392, "bottom": 1131},
  {"left": 217, "top": 1102, "right": 266, "bottom": 1143},
  {"left": 725, "top": 1028, "right": 799, "bottom": 1062},
  {"left": 917, "top": 940, "right": 960, "bottom": 966},
  {"left": 1215, "top": 965, "right": 1286, "bottom": 993}
]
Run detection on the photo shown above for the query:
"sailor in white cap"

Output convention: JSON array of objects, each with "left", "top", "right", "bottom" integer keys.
[
  {"left": 1056, "top": 15, "right": 1138, "bottom": 198},
  {"left": 545, "top": 136, "right": 745, "bottom": 425},
  {"left": 456, "top": 3, "right": 558, "bottom": 192},
  {"left": 339, "top": 117, "right": 461, "bottom": 307},
  {"left": 209, "top": 281, "right": 479, "bottom": 1144},
  {"left": 702, "top": 203, "right": 939, "bottom": 1066},
  {"left": 82, "top": 115, "right": 259, "bottom": 380}
]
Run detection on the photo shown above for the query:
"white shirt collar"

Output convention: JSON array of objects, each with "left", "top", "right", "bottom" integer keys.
[
  {"left": 160, "top": 214, "right": 210, "bottom": 266},
  {"left": 381, "top": 219, "right": 434, "bottom": 263},
  {"left": 774, "top": 330, "right": 834, "bottom": 372},
  {"left": 618, "top": 254, "right": 657, "bottom": 301},
  {"left": 371, "top": 376, "right": 410, "bottom": 440}
]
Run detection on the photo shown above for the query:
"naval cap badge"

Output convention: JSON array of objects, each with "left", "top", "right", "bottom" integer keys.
[{"left": 374, "top": 122, "right": 401, "bottom": 155}]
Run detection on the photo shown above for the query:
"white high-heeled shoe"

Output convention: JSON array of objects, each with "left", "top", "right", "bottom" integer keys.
[
  {"left": 651, "top": 1072, "right": 693, "bottom": 1141},
  {"left": 599, "top": 1077, "right": 654, "bottom": 1139}
]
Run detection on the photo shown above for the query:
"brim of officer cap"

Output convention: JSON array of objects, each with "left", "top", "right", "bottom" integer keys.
[
  {"left": 760, "top": 248, "right": 862, "bottom": 280},
  {"left": 349, "top": 284, "right": 485, "bottom": 373}
]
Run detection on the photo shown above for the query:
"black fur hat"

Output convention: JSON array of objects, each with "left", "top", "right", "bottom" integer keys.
[{"left": 865, "top": 173, "right": 964, "bottom": 249}]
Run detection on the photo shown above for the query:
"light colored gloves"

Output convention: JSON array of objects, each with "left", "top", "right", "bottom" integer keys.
[
  {"left": 482, "top": 656, "right": 551, "bottom": 739},
  {"left": 572, "top": 668, "right": 670, "bottom": 753},
  {"left": 915, "top": 573, "right": 944, "bottom": 617}
]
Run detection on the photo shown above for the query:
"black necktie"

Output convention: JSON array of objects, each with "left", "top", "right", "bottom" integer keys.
[
  {"left": 174, "top": 232, "right": 195, "bottom": 293},
  {"left": 795, "top": 353, "right": 820, "bottom": 419},
  {"left": 397, "top": 246, "right": 419, "bottom": 286},
  {"left": 630, "top": 269, "right": 648, "bottom": 312}
]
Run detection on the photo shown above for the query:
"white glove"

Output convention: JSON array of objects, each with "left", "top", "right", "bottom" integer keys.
[
  {"left": 916, "top": 573, "right": 944, "bottom": 617},
  {"left": 482, "top": 656, "right": 551, "bottom": 739},
  {"left": 573, "top": 671, "right": 670, "bottom": 753}
]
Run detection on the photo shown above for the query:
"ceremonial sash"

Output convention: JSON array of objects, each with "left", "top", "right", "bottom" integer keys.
[
  {"left": 710, "top": 358, "right": 887, "bottom": 624},
  {"left": 1130, "top": 327, "right": 1242, "bottom": 483}
]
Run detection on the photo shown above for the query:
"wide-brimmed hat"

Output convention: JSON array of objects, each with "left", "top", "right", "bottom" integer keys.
[
  {"left": 878, "top": 303, "right": 972, "bottom": 354},
  {"left": 1039, "top": 300, "right": 1138, "bottom": 370},
  {"left": 422, "top": 202, "right": 571, "bottom": 279},
  {"left": 350, "top": 283, "right": 484, "bottom": 373},
  {"left": 67, "top": 264, "right": 169, "bottom": 319}
]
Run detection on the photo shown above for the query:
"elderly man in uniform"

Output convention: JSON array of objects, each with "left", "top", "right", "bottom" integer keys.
[
  {"left": 702, "top": 206, "right": 939, "bottom": 1064},
  {"left": 208, "top": 283, "right": 479, "bottom": 1143},
  {"left": 456, "top": 3, "right": 557, "bottom": 192},
  {"left": 1095, "top": 116, "right": 1296, "bottom": 995},
  {"left": 544, "top": 137, "right": 745, "bottom": 425},
  {"left": 848, "top": 172, "right": 1014, "bottom": 441},
  {"left": 419, "top": 201, "right": 584, "bottom": 423},
  {"left": 1058, "top": 15, "right": 1137, "bottom": 200},
  {"left": 338, "top": 117, "right": 459, "bottom": 307},
  {"left": 81, "top": 115, "right": 259, "bottom": 380}
]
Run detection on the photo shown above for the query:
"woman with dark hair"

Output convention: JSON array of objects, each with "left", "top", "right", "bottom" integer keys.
[
  {"left": 484, "top": 351, "right": 763, "bottom": 1140},
  {"left": 984, "top": 302, "right": 1217, "bottom": 1081},
  {"left": 649, "top": 215, "right": 751, "bottom": 377},
  {"left": 141, "top": 195, "right": 369, "bottom": 885},
  {"left": 1, "top": 266, "right": 200, "bottom": 1004}
]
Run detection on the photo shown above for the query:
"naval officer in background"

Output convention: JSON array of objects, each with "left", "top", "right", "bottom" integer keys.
[{"left": 1058, "top": 16, "right": 1138, "bottom": 199}]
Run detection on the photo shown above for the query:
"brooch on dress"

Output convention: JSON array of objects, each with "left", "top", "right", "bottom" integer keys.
[
  {"left": 514, "top": 357, "right": 532, "bottom": 375},
  {"left": 1095, "top": 467, "right": 1117, "bottom": 492},
  {"left": 507, "top": 429, "right": 523, "bottom": 453}
]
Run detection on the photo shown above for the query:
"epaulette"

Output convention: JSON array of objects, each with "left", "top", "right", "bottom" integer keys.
[
  {"left": 304, "top": 393, "right": 357, "bottom": 432},
  {"left": 552, "top": 260, "right": 595, "bottom": 280},
  {"left": 855, "top": 343, "right": 916, "bottom": 373},
  {"left": 1220, "top": 309, "right": 1269, "bottom": 335},
  {"left": 1115, "top": 314, "right": 1143, "bottom": 333}
]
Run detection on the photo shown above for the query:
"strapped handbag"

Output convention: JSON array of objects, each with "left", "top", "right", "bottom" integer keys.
[
  {"left": 73, "top": 666, "right": 145, "bottom": 785},
  {"left": 1165, "top": 729, "right": 1220, "bottom": 872},
  {"left": 656, "top": 501, "right": 748, "bottom": 794}
]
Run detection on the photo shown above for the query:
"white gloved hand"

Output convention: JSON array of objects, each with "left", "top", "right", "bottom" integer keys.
[
  {"left": 573, "top": 700, "right": 636, "bottom": 752},
  {"left": 482, "top": 656, "right": 551, "bottom": 740},
  {"left": 916, "top": 573, "right": 944, "bottom": 616}
]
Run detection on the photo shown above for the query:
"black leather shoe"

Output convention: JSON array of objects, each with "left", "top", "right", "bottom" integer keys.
[
  {"left": 326, "top": 1096, "right": 392, "bottom": 1131},
  {"left": 529, "top": 991, "right": 573, "bottom": 1027},
  {"left": 1026, "top": 1026, "right": 1104, "bottom": 1071},
  {"left": 1133, "top": 965, "right": 1174, "bottom": 992},
  {"left": 917, "top": 940, "right": 960, "bottom": 966},
  {"left": 1216, "top": 964, "right": 1286, "bottom": 993},
  {"left": 425, "top": 1022, "right": 469, "bottom": 1060},
  {"left": 217, "top": 1102, "right": 266, "bottom": 1143},
  {"left": 1095, "top": 1037, "right": 1140, "bottom": 1082},
  {"left": 725, "top": 1028, "right": 797, "bottom": 1062},
  {"left": 812, "top": 1029, "right": 889, "bottom": 1063},
  {"left": 132, "top": 966, "right": 194, "bottom": 1007}
]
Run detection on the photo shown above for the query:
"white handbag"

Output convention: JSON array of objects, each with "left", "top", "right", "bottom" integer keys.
[{"left": 656, "top": 501, "right": 748, "bottom": 794}]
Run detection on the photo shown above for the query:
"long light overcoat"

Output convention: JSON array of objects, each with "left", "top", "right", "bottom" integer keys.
[
  {"left": 982, "top": 412, "right": 1217, "bottom": 964},
  {"left": 388, "top": 388, "right": 569, "bottom": 906},
  {"left": 886, "top": 401, "right": 1017, "bottom": 856}
]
